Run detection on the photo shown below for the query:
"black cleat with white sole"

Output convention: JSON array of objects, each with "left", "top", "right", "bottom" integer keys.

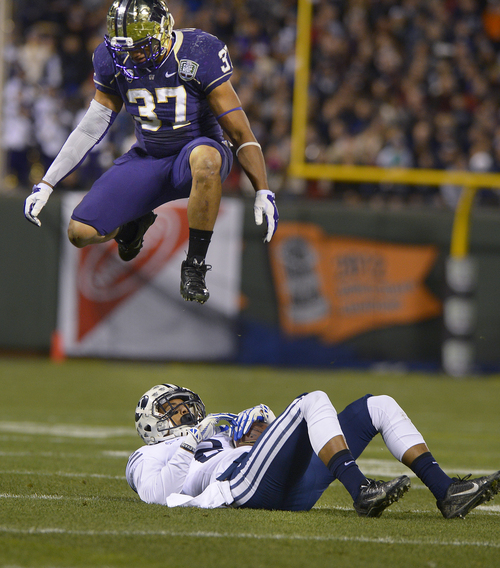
[
  {"left": 354, "top": 475, "right": 411, "bottom": 518},
  {"left": 437, "top": 470, "right": 500, "bottom": 519},
  {"left": 180, "top": 258, "right": 211, "bottom": 304}
]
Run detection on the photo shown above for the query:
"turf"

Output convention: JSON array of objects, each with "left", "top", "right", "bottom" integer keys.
[{"left": 0, "top": 357, "right": 499, "bottom": 567}]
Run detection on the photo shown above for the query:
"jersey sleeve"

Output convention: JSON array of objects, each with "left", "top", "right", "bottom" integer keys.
[
  {"left": 183, "top": 31, "right": 233, "bottom": 95},
  {"left": 92, "top": 42, "right": 121, "bottom": 97},
  {"left": 126, "top": 439, "right": 194, "bottom": 505}
]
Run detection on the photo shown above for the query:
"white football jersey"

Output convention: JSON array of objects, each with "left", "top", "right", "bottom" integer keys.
[
  {"left": 126, "top": 437, "right": 194, "bottom": 504},
  {"left": 126, "top": 432, "right": 250, "bottom": 506},
  {"left": 182, "top": 433, "right": 250, "bottom": 497}
]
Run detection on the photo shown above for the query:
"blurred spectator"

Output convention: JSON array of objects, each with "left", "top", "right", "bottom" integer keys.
[
  {"left": 3, "top": 0, "right": 500, "bottom": 209},
  {"left": 18, "top": 22, "right": 62, "bottom": 88},
  {"left": 59, "top": 34, "right": 93, "bottom": 96}
]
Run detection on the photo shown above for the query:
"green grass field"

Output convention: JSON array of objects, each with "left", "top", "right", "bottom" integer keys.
[{"left": 0, "top": 357, "right": 499, "bottom": 567}]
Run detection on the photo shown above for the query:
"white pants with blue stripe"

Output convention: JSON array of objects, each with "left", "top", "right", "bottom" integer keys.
[{"left": 226, "top": 391, "right": 424, "bottom": 511}]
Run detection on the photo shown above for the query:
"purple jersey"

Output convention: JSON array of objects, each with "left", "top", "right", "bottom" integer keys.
[{"left": 93, "top": 29, "right": 233, "bottom": 158}]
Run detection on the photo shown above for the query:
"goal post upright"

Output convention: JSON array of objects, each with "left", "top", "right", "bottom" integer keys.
[
  {"left": 288, "top": 0, "right": 496, "bottom": 375},
  {"left": 290, "top": 0, "right": 312, "bottom": 176}
]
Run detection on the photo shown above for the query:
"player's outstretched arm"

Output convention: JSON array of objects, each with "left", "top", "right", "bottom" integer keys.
[
  {"left": 24, "top": 90, "right": 122, "bottom": 227},
  {"left": 208, "top": 81, "right": 279, "bottom": 242}
]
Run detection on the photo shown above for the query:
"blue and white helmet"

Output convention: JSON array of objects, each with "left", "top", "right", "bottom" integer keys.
[{"left": 135, "top": 383, "right": 206, "bottom": 445}]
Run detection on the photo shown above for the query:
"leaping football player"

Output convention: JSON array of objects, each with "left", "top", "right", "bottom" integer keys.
[{"left": 24, "top": 0, "right": 279, "bottom": 305}]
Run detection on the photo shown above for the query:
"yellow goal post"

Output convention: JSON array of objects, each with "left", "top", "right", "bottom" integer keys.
[{"left": 289, "top": 0, "right": 500, "bottom": 259}]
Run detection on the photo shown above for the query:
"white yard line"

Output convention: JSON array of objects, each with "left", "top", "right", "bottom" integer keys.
[
  {"left": 356, "top": 458, "right": 498, "bottom": 477},
  {"left": 0, "top": 454, "right": 496, "bottom": 482},
  {"left": 0, "top": 422, "right": 496, "bottom": 478},
  {"left": 1, "top": 493, "right": 498, "bottom": 515},
  {"left": 0, "top": 422, "right": 133, "bottom": 439},
  {"left": 0, "top": 494, "right": 98, "bottom": 501},
  {"left": 0, "top": 451, "right": 132, "bottom": 460},
  {"left": 0, "top": 450, "right": 129, "bottom": 459},
  {"left": 0, "top": 526, "right": 498, "bottom": 548},
  {"left": 0, "top": 470, "right": 125, "bottom": 480}
]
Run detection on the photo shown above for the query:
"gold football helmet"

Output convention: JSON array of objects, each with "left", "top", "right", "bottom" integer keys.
[{"left": 105, "top": 0, "right": 174, "bottom": 79}]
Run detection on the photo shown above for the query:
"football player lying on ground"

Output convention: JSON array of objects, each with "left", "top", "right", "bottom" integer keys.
[
  {"left": 24, "top": 0, "right": 278, "bottom": 305},
  {"left": 127, "top": 384, "right": 500, "bottom": 518}
]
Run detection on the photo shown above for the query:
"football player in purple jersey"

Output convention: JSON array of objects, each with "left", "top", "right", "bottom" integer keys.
[{"left": 24, "top": 0, "right": 279, "bottom": 304}]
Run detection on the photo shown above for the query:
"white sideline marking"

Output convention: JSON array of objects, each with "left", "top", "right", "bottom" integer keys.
[
  {"left": 0, "top": 470, "right": 125, "bottom": 480},
  {"left": 1, "top": 492, "right": 497, "bottom": 514},
  {"left": 0, "top": 526, "right": 498, "bottom": 548},
  {"left": 0, "top": 422, "right": 133, "bottom": 439},
  {"left": 1, "top": 459, "right": 496, "bottom": 486},
  {"left": 2, "top": 493, "right": 498, "bottom": 517},
  {"left": 477, "top": 504, "right": 500, "bottom": 512},
  {"left": 102, "top": 451, "right": 130, "bottom": 457},
  {"left": 5, "top": 494, "right": 496, "bottom": 516},
  {"left": 1, "top": 453, "right": 494, "bottom": 479},
  {"left": 0, "top": 451, "right": 128, "bottom": 459},
  {"left": 357, "top": 459, "right": 498, "bottom": 478},
  {"left": 0, "top": 421, "right": 495, "bottom": 478},
  {"left": 313, "top": 504, "right": 500, "bottom": 515},
  {"left": 0, "top": 494, "right": 98, "bottom": 501}
]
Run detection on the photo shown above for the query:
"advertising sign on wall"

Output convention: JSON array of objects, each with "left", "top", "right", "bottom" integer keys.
[{"left": 57, "top": 193, "right": 243, "bottom": 360}]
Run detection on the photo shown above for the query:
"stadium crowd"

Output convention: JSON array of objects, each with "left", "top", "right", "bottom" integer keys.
[{"left": 3, "top": 0, "right": 500, "bottom": 207}]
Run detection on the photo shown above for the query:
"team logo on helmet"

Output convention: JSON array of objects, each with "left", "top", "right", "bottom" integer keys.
[{"left": 179, "top": 59, "right": 199, "bottom": 81}]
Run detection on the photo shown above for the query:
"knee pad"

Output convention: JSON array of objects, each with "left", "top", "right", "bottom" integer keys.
[
  {"left": 301, "top": 391, "right": 344, "bottom": 455},
  {"left": 367, "top": 395, "right": 425, "bottom": 461}
]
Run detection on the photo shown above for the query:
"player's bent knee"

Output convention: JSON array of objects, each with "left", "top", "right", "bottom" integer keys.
[
  {"left": 190, "top": 146, "right": 222, "bottom": 180},
  {"left": 367, "top": 395, "right": 409, "bottom": 433},
  {"left": 68, "top": 219, "right": 98, "bottom": 248},
  {"left": 369, "top": 395, "right": 398, "bottom": 413},
  {"left": 302, "top": 391, "right": 337, "bottom": 417}
]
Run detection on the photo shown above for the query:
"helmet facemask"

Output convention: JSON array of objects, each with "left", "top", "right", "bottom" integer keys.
[
  {"left": 154, "top": 393, "right": 205, "bottom": 436},
  {"left": 105, "top": 0, "right": 174, "bottom": 80},
  {"left": 135, "top": 384, "right": 206, "bottom": 444}
]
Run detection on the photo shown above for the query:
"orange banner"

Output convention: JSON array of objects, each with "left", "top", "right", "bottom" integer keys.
[{"left": 269, "top": 223, "right": 441, "bottom": 343}]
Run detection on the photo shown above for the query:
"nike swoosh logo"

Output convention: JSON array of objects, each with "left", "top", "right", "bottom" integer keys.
[
  {"left": 344, "top": 460, "right": 355, "bottom": 467},
  {"left": 165, "top": 71, "right": 176, "bottom": 78},
  {"left": 453, "top": 482, "right": 479, "bottom": 497},
  {"left": 365, "top": 490, "right": 386, "bottom": 502}
]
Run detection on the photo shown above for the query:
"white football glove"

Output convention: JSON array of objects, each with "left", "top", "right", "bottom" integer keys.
[
  {"left": 197, "top": 412, "right": 238, "bottom": 440},
  {"left": 254, "top": 190, "right": 279, "bottom": 243},
  {"left": 24, "top": 183, "right": 53, "bottom": 227},
  {"left": 232, "top": 404, "right": 276, "bottom": 442},
  {"left": 176, "top": 426, "right": 202, "bottom": 453}
]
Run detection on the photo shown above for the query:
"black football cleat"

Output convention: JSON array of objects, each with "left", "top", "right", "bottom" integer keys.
[
  {"left": 180, "top": 258, "right": 211, "bottom": 304},
  {"left": 115, "top": 212, "right": 157, "bottom": 262},
  {"left": 437, "top": 470, "right": 500, "bottom": 519},
  {"left": 354, "top": 475, "right": 411, "bottom": 518}
]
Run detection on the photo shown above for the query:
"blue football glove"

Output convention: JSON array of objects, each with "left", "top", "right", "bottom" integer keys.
[
  {"left": 197, "top": 412, "right": 238, "bottom": 440},
  {"left": 254, "top": 190, "right": 279, "bottom": 243},
  {"left": 231, "top": 404, "right": 276, "bottom": 442},
  {"left": 24, "top": 182, "right": 53, "bottom": 227}
]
